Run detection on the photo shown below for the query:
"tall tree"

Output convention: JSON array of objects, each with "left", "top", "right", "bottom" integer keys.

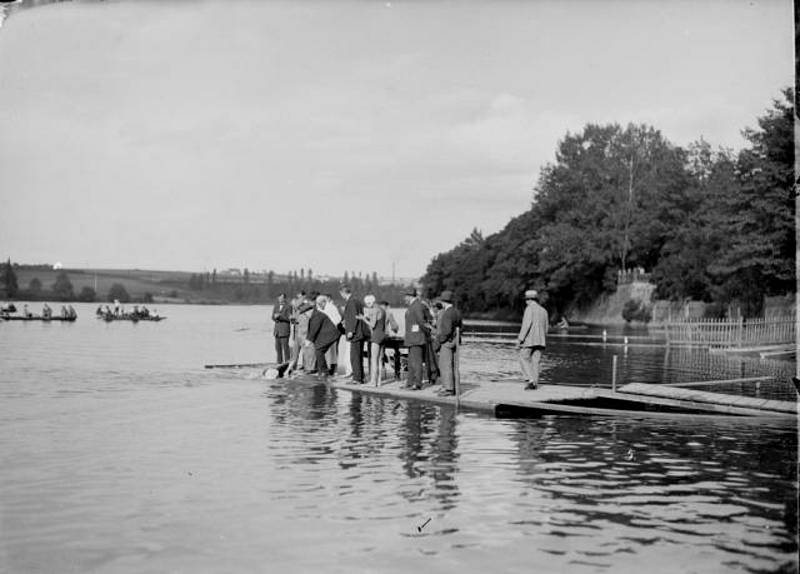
[
  {"left": 710, "top": 88, "right": 795, "bottom": 315},
  {"left": 1, "top": 258, "right": 18, "bottom": 298},
  {"left": 51, "top": 271, "right": 74, "bottom": 300},
  {"left": 108, "top": 283, "right": 130, "bottom": 303},
  {"left": 28, "top": 277, "right": 43, "bottom": 296}
]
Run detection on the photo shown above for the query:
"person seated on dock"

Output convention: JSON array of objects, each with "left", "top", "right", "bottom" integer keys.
[
  {"left": 42, "top": 303, "right": 52, "bottom": 319},
  {"left": 60, "top": 305, "right": 68, "bottom": 319},
  {"left": 555, "top": 316, "right": 569, "bottom": 329},
  {"left": 140, "top": 305, "right": 150, "bottom": 318},
  {"left": 305, "top": 295, "right": 342, "bottom": 381},
  {"left": 23, "top": 304, "right": 32, "bottom": 318},
  {"left": 67, "top": 305, "right": 77, "bottom": 319}
]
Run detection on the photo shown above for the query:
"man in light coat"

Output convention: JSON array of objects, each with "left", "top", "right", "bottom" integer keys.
[{"left": 517, "top": 289, "right": 549, "bottom": 390}]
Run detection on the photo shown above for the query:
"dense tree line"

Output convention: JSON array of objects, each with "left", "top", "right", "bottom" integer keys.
[
  {"left": 422, "top": 89, "right": 795, "bottom": 319},
  {"left": 179, "top": 271, "right": 410, "bottom": 306}
]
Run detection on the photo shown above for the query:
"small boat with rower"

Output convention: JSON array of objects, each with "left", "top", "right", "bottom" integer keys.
[
  {"left": 97, "top": 313, "right": 166, "bottom": 322},
  {"left": 1, "top": 314, "right": 76, "bottom": 322}
]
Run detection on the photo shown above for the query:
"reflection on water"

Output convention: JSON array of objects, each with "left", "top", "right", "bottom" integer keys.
[{"left": 0, "top": 303, "right": 797, "bottom": 573}]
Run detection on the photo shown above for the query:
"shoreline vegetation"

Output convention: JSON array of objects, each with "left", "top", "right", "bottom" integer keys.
[
  {"left": 0, "top": 264, "right": 416, "bottom": 309},
  {"left": 421, "top": 89, "right": 795, "bottom": 322}
]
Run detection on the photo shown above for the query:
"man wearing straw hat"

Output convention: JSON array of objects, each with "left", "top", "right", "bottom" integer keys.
[{"left": 517, "top": 289, "right": 549, "bottom": 390}]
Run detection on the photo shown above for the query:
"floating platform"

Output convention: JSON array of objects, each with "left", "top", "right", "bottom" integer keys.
[{"left": 241, "top": 364, "right": 797, "bottom": 423}]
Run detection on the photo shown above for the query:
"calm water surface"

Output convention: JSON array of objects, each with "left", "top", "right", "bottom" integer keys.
[{"left": 1, "top": 303, "right": 797, "bottom": 573}]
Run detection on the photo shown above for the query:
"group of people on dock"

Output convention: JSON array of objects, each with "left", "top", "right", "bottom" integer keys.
[
  {"left": 272, "top": 286, "right": 550, "bottom": 392},
  {"left": 271, "top": 285, "right": 466, "bottom": 396}
]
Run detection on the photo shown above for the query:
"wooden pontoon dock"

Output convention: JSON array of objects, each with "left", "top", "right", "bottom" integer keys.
[{"left": 205, "top": 362, "right": 797, "bottom": 423}]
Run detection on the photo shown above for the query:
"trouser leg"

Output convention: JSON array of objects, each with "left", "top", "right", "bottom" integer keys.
[
  {"left": 340, "top": 337, "right": 351, "bottom": 375},
  {"left": 439, "top": 345, "right": 454, "bottom": 391},
  {"left": 315, "top": 345, "right": 329, "bottom": 375},
  {"left": 370, "top": 343, "right": 381, "bottom": 384},
  {"left": 428, "top": 340, "right": 439, "bottom": 382},
  {"left": 282, "top": 338, "right": 290, "bottom": 363},
  {"left": 303, "top": 345, "right": 316, "bottom": 371},
  {"left": 325, "top": 340, "right": 339, "bottom": 375},
  {"left": 530, "top": 348, "right": 542, "bottom": 385},
  {"left": 275, "top": 337, "right": 284, "bottom": 363},
  {"left": 407, "top": 345, "right": 423, "bottom": 387},
  {"left": 350, "top": 339, "right": 364, "bottom": 382},
  {"left": 518, "top": 347, "right": 534, "bottom": 381}
]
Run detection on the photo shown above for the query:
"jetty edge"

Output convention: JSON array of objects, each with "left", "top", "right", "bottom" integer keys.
[{"left": 206, "top": 362, "right": 798, "bottom": 423}]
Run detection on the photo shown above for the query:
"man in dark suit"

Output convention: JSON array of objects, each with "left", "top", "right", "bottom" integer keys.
[
  {"left": 340, "top": 284, "right": 368, "bottom": 383},
  {"left": 272, "top": 293, "right": 292, "bottom": 363},
  {"left": 433, "top": 291, "right": 462, "bottom": 397},
  {"left": 305, "top": 295, "right": 342, "bottom": 380},
  {"left": 403, "top": 288, "right": 431, "bottom": 390}
]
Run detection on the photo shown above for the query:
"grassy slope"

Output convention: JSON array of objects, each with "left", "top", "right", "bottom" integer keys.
[{"left": 14, "top": 268, "right": 197, "bottom": 302}]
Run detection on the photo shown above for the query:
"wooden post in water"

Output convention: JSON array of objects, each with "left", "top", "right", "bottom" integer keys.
[
  {"left": 454, "top": 327, "right": 462, "bottom": 405},
  {"left": 612, "top": 355, "right": 618, "bottom": 392}
]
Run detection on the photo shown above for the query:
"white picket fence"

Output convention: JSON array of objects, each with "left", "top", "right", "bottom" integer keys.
[{"left": 663, "top": 316, "right": 796, "bottom": 348}]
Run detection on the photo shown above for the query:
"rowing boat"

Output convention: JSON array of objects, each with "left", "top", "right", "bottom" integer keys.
[
  {"left": 97, "top": 315, "right": 166, "bottom": 322},
  {"left": 1, "top": 315, "right": 76, "bottom": 322}
]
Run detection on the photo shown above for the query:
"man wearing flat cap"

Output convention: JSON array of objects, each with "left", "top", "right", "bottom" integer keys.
[
  {"left": 434, "top": 291, "right": 462, "bottom": 397},
  {"left": 517, "top": 289, "right": 548, "bottom": 390},
  {"left": 403, "top": 288, "right": 431, "bottom": 390}
]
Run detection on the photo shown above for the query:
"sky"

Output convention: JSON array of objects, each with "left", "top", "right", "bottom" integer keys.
[{"left": 0, "top": 0, "right": 793, "bottom": 278}]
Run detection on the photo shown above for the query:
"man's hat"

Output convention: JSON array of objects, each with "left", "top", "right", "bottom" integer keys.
[
  {"left": 298, "top": 302, "right": 314, "bottom": 313},
  {"left": 404, "top": 287, "right": 417, "bottom": 297},
  {"left": 524, "top": 289, "right": 539, "bottom": 300},
  {"left": 438, "top": 290, "right": 454, "bottom": 303}
]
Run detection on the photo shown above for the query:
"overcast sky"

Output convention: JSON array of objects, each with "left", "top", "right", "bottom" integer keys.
[{"left": 0, "top": 0, "right": 792, "bottom": 278}]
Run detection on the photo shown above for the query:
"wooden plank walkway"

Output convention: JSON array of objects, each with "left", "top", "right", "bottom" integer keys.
[
  {"left": 275, "top": 372, "right": 797, "bottom": 422},
  {"left": 616, "top": 382, "right": 797, "bottom": 414},
  {"left": 661, "top": 376, "right": 773, "bottom": 387}
]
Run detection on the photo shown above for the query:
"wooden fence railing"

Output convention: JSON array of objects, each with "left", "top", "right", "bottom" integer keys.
[{"left": 663, "top": 316, "right": 796, "bottom": 348}]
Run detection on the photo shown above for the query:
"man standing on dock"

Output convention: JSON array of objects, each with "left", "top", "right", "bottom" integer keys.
[
  {"left": 403, "top": 288, "right": 431, "bottom": 390},
  {"left": 341, "top": 284, "right": 368, "bottom": 384},
  {"left": 517, "top": 289, "right": 548, "bottom": 390},
  {"left": 272, "top": 293, "right": 292, "bottom": 364},
  {"left": 305, "top": 295, "right": 341, "bottom": 381},
  {"left": 434, "top": 291, "right": 461, "bottom": 397}
]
